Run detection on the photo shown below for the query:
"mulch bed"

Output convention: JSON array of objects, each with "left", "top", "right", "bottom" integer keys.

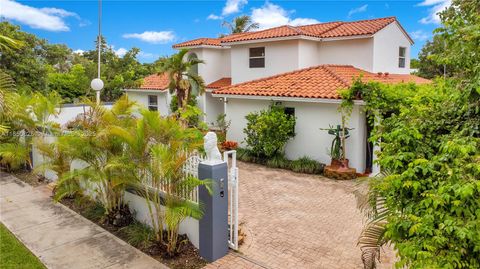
[
  {"left": 60, "top": 196, "right": 207, "bottom": 269},
  {"left": 12, "top": 171, "right": 48, "bottom": 187}
]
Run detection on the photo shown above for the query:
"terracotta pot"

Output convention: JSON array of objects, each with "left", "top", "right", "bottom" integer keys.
[
  {"left": 330, "top": 159, "right": 342, "bottom": 168},
  {"left": 340, "top": 159, "right": 349, "bottom": 168}
]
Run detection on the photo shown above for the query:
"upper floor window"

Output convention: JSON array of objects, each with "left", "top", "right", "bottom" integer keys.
[
  {"left": 398, "top": 47, "right": 406, "bottom": 68},
  {"left": 148, "top": 95, "right": 158, "bottom": 111},
  {"left": 249, "top": 47, "right": 265, "bottom": 68}
]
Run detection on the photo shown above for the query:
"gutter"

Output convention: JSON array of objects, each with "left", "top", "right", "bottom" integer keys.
[{"left": 211, "top": 93, "right": 365, "bottom": 105}]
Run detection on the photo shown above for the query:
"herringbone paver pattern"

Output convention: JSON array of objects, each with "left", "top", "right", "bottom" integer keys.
[{"left": 204, "top": 161, "right": 394, "bottom": 269}]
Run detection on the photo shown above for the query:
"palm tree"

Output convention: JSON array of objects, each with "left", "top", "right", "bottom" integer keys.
[
  {"left": 158, "top": 49, "right": 205, "bottom": 110},
  {"left": 222, "top": 15, "right": 260, "bottom": 34},
  {"left": 107, "top": 108, "right": 210, "bottom": 255},
  {"left": 54, "top": 96, "right": 136, "bottom": 226},
  {"left": 354, "top": 172, "right": 391, "bottom": 269}
]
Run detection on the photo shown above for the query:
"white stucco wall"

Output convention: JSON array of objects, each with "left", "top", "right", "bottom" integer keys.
[
  {"left": 204, "top": 92, "right": 225, "bottom": 126},
  {"left": 125, "top": 91, "right": 170, "bottom": 116},
  {"left": 190, "top": 48, "right": 230, "bottom": 84},
  {"left": 298, "top": 40, "right": 319, "bottom": 68},
  {"left": 230, "top": 40, "right": 300, "bottom": 84},
  {"left": 373, "top": 22, "right": 411, "bottom": 74},
  {"left": 317, "top": 38, "right": 374, "bottom": 72},
  {"left": 225, "top": 98, "right": 367, "bottom": 173}
]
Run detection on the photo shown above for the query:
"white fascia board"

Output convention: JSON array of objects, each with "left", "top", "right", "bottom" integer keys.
[
  {"left": 124, "top": 89, "right": 168, "bottom": 94},
  {"left": 211, "top": 94, "right": 365, "bottom": 105},
  {"left": 321, "top": 35, "right": 373, "bottom": 42},
  {"left": 174, "top": 45, "right": 230, "bottom": 49},
  {"left": 223, "top": 35, "right": 321, "bottom": 46}
]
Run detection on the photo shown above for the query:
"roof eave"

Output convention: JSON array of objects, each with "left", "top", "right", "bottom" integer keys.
[
  {"left": 211, "top": 93, "right": 365, "bottom": 105},
  {"left": 320, "top": 34, "right": 373, "bottom": 42},
  {"left": 124, "top": 88, "right": 168, "bottom": 93},
  {"left": 173, "top": 45, "right": 230, "bottom": 49},
  {"left": 222, "top": 35, "right": 322, "bottom": 45}
]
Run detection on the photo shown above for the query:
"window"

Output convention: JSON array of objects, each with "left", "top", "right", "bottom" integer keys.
[
  {"left": 249, "top": 47, "right": 265, "bottom": 68},
  {"left": 284, "top": 107, "right": 295, "bottom": 135},
  {"left": 148, "top": 95, "right": 158, "bottom": 111},
  {"left": 398, "top": 47, "right": 406, "bottom": 68}
]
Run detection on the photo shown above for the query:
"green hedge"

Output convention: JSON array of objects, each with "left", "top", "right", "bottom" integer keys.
[{"left": 237, "top": 148, "right": 324, "bottom": 175}]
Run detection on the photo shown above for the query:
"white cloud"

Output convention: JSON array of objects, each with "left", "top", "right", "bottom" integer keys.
[
  {"left": 251, "top": 3, "right": 319, "bottom": 30},
  {"left": 207, "top": 14, "right": 223, "bottom": 20},
  {"left": 73, "top": 49, "right": 85, "bottom": 55},
  {"left": 410, "top": 30, "right": 430, "bottom": 41},
  {"left": 0, "top": 0, "right": 76, "bottom": 31},
  {"left": 289, "top": 18, "right": 321, "bottom": 26},
  {"left": 114, "top": 48, "right": 128, "bottom": 57},
  {"left": 122, "top": 31, "right": 175, "bottom": 44},
  {"left": 348, "top": 4, "right": 368, "bottom": 18},
  {"left": 40, "top": 7, "right": 79, "bottom": 19},
  {"left": 138, "top": 51, "right": 158, "bottom": 59},
  {"left": 222, "top": 0, "right": 248, "bottom": 16},
  {"left": 419, "top": 0, "right": 451, "bottom": 24}
]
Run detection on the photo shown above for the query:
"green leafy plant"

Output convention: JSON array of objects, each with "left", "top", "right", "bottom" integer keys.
[
  {"left": 321, "top": 125, "right": 352, "bottom": 161},
  {"left": 244, "top": 105, "right": 295, "bottom": 158},
  {"left": 120, "top": 222, "right": 155, "bottom": 250},
  {"left": 290, "top": 157, "right": 324, "bottom": 174}
]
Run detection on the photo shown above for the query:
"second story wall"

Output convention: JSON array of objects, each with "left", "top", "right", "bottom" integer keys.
[
  {"left": 231, "top": 40, "right": 299, "bottom": 84},
  {"left": 373, "top": 22, "right": 411, "bottom": 74},
  {"left": 190, "top": 48, "right": 231, "bottom": 84},
  {"left": 317, "top": 38, "right": 374, "bottom": 72}
]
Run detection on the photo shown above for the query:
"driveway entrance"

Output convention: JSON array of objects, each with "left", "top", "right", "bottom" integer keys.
[{"left": 206, "top": 161, "right": 394, "bottom": 269}]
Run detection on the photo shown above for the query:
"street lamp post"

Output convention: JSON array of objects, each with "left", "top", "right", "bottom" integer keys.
[{"left": 91, "top": 0, "right": 103, "bottom": 104}]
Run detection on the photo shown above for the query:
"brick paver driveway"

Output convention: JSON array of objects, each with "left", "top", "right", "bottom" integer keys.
[{"left": 206, "top": 161, "right": 394, "bottom": 269}]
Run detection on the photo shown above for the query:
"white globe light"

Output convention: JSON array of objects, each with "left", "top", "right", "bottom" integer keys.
[{"left": 90, "top": 78, "right": 104, "bottom": 92}]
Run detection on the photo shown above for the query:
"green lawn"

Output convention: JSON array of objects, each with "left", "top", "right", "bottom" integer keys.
[{"left": 0, "top": 223, "right": 46, "bottom": 269}]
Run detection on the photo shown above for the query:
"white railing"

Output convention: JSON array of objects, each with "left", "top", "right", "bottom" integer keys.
[
  {"left": 224, "top": 150, "right": 239, "bottom": 250},
  {"left": 142, "top": 152, "right": 205, "bottom": 204}
]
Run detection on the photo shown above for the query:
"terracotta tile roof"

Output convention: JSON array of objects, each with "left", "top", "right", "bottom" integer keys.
[
  {"left": 206, "top": 78, "right": 232, "bottom": 89},
  {"left": 138, "top": 73, "right": 170, "bottom": 90},
  {"left": 213, "top": 65, "right": 430, "bottom": 99},
  {"left": 173, "top": 17, "right": 405, "bottom": 48},
  {"left": 173, "top": 38, "right": 223, "bottom": 48}
]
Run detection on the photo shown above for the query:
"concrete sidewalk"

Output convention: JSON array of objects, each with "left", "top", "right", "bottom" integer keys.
[{"left": 0, "top": 172, "right": 168, "bottom": 269}]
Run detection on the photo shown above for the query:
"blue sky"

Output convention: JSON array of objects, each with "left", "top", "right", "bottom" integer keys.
[{"left": 1, "top": 0, "right": 451, "bottom": 63}]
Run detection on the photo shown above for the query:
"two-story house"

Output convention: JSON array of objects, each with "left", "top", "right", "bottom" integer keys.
[{"left": 124, "top": 17, "right": 429, "bottom": 173}]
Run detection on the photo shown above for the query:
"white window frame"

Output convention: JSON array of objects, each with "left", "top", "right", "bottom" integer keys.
[
  {"left": 148, "top": 95, "right": 158, "bottom": 111},
  {"left": 398, "top": 47, "right": 406, "bottom": 68},
  {"left": 249, "top": 47, "right": 265, "bottom": 68}
]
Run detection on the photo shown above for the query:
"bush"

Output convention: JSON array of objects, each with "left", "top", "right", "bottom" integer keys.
[
  {"left": 244, "top": 105, "right": 295, "bottom": 158},
  {"left": 237, "top": 148, "right": 324, "bottom": 175},
  {"left": 120, "top": 222, "right": 155, "bottom": 250},
  {"left": 290, "top": 157, "right": 324, "bottom": 174}
]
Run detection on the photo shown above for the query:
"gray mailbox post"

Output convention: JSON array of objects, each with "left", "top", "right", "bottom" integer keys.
[{"left": 198, "top": 132, "right": 229, "bottom": 262}]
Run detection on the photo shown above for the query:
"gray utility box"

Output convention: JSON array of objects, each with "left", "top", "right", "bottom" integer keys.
[{"left": 198, "top": 162, "right": 229, "bottom": 262}]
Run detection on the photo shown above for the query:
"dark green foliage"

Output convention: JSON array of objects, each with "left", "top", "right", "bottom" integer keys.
[
  {"left": 243, "top": 105, "right": 295, "bottom": 158},
  {"left": 266, "top": 154, "right": 290, "bottom": 169},
  {"left": 0, "top": 22, "right": 156, "bottom": 102},
  {"left": 342, "top": 79, "right": 480, "bottom": 268},
  {"left": 237, "top": 148, "right": 324, "bottom": 175},
  {"left": 120, "top": 222, "right": 155, "bottom": 249},
  {"left": 290, "top": 157, "right": 325, "bottom": 174},
  {"left": 169, "top": 94, "right": 198, "bottom": 113}
]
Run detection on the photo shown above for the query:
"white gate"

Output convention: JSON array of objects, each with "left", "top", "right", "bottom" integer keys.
[{"left": 223, "top": 150, "right": 239, "bottom": 250}]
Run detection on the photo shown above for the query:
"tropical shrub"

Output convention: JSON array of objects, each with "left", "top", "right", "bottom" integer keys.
[
  {"left": 343, "top": 80, "right": 480, "bottom": 268},
  {"left": 216, "top": 113, "right": 231, "bottom": 142},
  {"left": 108, "top": 107, "right": 210, "bottom": 256},
  {"left": 290, "top": 157, "right": 325, "bottom": 174},
  {"left": 54, "top": 96, "right": 136, "bottom": 226},
  {"left": 243, "top": 105, "right": 295, "bottom": 158}
]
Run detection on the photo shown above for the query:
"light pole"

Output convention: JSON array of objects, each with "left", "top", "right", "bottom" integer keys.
[{"left": 91, "top": 0, "right": 104, "bottom": 104}]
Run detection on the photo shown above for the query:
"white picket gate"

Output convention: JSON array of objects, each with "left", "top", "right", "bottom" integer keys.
[{"left": 223, "top": 150, "right": 239, "bottom": 250}]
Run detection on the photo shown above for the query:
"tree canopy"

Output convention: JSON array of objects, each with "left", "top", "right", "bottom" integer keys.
[{"left": 0, "top": 22, "right": 157, "bottom": 103}]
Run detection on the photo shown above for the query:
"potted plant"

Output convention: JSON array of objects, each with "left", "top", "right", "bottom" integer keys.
[{"left": 321, "top": 124, "right": 352, "bottom": 168}]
